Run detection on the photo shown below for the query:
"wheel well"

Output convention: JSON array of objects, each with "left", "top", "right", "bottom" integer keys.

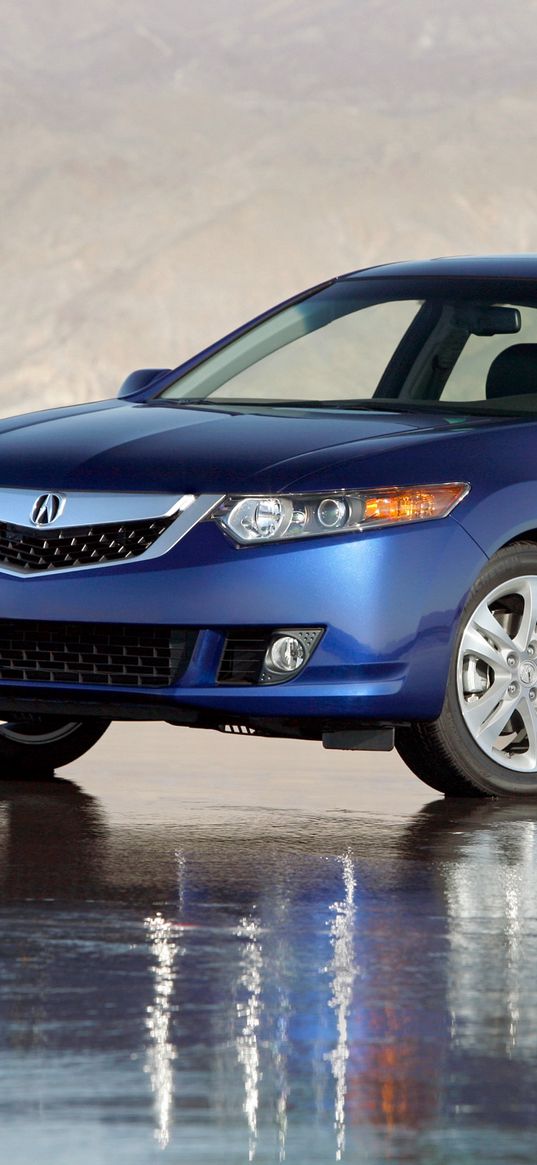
[{"left": 502, "top": 529, "right": 537, "bottom": 551}]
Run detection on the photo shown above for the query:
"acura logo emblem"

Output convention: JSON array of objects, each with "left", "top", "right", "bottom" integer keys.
[{"left": 30, "top": 493, "right": 65, "bottom": 526}]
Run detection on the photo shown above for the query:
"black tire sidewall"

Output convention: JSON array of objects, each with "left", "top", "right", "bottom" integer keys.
[{"left": 0, "top": 717, "right": 110, "bottom": 774}]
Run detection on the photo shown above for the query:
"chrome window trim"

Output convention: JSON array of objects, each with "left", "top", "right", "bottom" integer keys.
[{"left": 0, "top": 490, "right": 224, "bottom": 579}]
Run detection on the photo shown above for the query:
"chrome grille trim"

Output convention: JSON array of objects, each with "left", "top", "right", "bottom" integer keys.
[
  {"left": 0, "top": 488, "right": 194, "bottom": 529},
  {"left": 0, "top": 491, "right": 224, "bottom": 578}
]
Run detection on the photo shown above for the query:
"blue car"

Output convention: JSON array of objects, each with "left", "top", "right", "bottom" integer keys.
[{"left": 4, "top": 254, "right": 537, "bottom": 796}]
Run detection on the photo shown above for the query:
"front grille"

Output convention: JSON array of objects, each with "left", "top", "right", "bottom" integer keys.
[
  {"left": 0, "top": 621, "right": 197, "bottom": 688},
  {"left": 0, "top": 516, "right": 174, "bottom": 574},
  {"left": 217, "top": 630, "right": 272, "bottom": 685}
]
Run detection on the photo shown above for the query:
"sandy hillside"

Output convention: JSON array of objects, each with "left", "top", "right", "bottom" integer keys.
[{"left": 2, "top": 0, "right": 537, "bottom": 416}]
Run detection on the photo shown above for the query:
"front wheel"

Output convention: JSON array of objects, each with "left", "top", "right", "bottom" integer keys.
[
  {"left": 0, "top": 717, "right": 111, "bottom": 777},
  {"left": 396, "top": 543, "right": 537, "bottom": 797}
]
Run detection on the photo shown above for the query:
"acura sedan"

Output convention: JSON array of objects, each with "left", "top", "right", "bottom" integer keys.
[{"left": 2, "top": 254, "right": 537, "bottom": 797}]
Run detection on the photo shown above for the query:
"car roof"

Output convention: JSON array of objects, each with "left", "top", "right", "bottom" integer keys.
[{"left": 342, "top": 254, "right": 537, "bottom": 281}]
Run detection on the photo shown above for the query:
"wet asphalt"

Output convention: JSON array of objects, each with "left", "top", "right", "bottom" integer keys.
[{"left": 1, "top": 723, "right": 537, "bottom": 1164}]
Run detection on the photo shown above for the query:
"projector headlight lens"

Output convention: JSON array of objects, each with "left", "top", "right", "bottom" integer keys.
[
  {"left": 213, "top": 483, "right": 469, "bottom": 545},
  {"left": 316, "top": 497, "right": 349, "bottom": 529}
]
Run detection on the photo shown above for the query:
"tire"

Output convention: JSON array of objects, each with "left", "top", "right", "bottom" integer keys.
[
  {"left": 395, "top": 723, "right": 479, "bottom": 797},
  {"left": 396, "top": 542, "right": 537, "bottom": 797},
  {"left": 0, "top": 716, "right": 110, "bottom": 778}
]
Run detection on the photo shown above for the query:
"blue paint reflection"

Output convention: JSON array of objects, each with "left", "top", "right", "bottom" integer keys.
[{"left": 0, "top": 789, "right": 536, "bottom": 1161}]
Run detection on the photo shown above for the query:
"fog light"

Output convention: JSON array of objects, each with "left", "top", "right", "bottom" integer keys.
[
  {"left": 266, "top": 635, "right": 307, "bottom": 674},
  {"left": 260, "top": 627, "right": 323, "bottom": 684}
]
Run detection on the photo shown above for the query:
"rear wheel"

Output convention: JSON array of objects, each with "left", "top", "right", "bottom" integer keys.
[
  {"left": 396, "top": 544, "right": 537, "bottom": 797},
  {"left": 0, "top": 717, "right": 110, "bottom": 777}
]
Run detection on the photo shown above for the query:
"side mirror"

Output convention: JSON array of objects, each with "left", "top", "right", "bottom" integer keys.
[{"left": 117, "top": 368, "right": 171, "bottom": 398}]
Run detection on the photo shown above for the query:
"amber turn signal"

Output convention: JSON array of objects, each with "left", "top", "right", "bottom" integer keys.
[{"left": 361, "top": 483, "right": 469, "bottom": 526}]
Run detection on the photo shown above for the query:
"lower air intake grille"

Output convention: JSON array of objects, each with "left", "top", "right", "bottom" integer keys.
[
  {"left": 217, "top": 630, "right": 272, "bottom": 685},
  {"left": 0, "top": 621, "right": 197, "bottom": 688},
  {"left": 0, "top": 516, "right": 174, "bottom": 573}
]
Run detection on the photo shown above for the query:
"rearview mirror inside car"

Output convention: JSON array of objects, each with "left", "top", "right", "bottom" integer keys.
[{"left": 456, "top": 305, "right": 522, "bottom": 336}]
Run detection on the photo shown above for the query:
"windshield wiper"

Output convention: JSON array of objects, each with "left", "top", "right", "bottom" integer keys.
[
  {"left": 156, "top": 397, "right": 407, "bottom": 410},
  {"left": 154, "top": 396, "right": 514, "bottom": 417}
]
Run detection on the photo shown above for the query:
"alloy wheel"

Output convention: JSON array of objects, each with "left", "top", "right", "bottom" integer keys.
[{"left": 457, "top": 575, "right": 537, "bottom": 773}]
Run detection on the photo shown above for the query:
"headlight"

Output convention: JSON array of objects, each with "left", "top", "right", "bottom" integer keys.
[{"left": 213, "top": 483, "right": 469, "bottom": 545}]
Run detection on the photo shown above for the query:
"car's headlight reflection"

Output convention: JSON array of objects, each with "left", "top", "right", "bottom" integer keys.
[
  {"left": 144, "top": 911, "right": 181, "bottom": 1149},
  {"left": 326, "top": 852, "right": 358, "bottom": 1162},
  {"left": 235, "top": 912, "right": 263, "bottom": 1162}
]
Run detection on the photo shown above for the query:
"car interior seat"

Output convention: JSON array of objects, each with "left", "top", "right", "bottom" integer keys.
[{"left": 486, "top": 343, "right": 537, "bottom": 399}]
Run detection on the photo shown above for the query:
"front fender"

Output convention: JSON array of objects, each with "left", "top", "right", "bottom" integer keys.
[{"left": 453, "top": 481, "right": 537, "bottom": 557}]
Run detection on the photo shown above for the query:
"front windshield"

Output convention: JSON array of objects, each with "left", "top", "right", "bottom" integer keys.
[{"left": 159, "top": 277, "right": 537, "bottom": 415}]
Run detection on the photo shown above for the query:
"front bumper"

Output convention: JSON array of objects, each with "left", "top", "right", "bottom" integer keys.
[{"left": 0, "top": 517, "right": 487, "bottom": 726}]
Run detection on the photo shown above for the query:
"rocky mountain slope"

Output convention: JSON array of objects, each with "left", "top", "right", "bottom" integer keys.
[{"left": 2, "top": 0, "right": 537, "bottom": 415}]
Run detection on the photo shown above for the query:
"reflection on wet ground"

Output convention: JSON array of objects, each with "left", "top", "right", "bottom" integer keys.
[{"left": 1, "top": 731, "right": 537, "bottom": 1162}]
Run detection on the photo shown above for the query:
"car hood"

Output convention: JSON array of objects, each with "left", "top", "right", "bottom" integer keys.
[{"left": 0, "top": 398, "right": 500, "bottom": 494}]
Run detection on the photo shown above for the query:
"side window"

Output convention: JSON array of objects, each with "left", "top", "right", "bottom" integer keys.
[{"left": 441, "top": 306, "right": 537, "bottom": 402}]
